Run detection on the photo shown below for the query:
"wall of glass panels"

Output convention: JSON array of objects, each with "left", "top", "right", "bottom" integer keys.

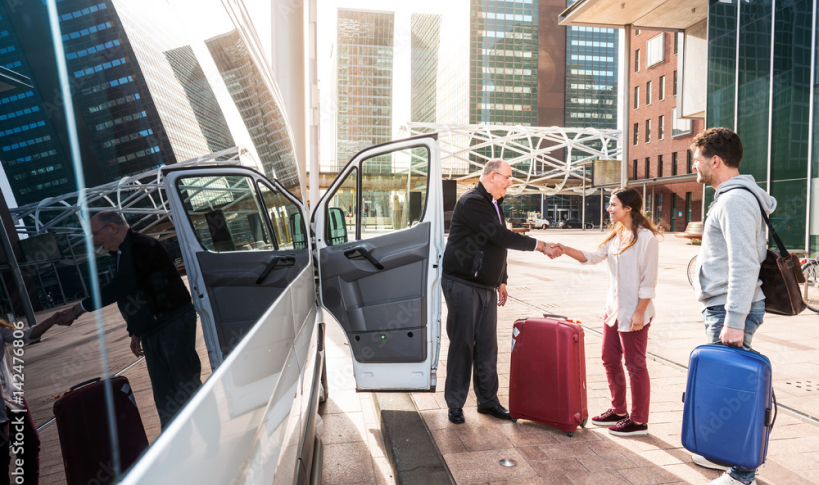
[
  {"left": 564, "top": 24, "right": 618, "bottom": 130},
  {"left": 469, "top": 0, "right": 538, "bottom": 126},
  {"left": 706, "top": 0, "right": 816, "bottom": 250}
]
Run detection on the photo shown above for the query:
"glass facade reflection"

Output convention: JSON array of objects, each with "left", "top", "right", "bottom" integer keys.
[
  {"left": 706, "top": 0, "right": 817, "bottom": 251},
  {"left": 206, "top": 30, "right": 299, "bottom": 190},
  {"left": 0, "top": 0, "right": 309, "bottom": 480}
]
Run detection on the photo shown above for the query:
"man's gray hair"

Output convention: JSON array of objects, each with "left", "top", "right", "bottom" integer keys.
[
  {"left": 94, "top": 210, "right": 128, "bottom": 227},
  {"left": 482, "top": 159, "right": 505, "bottom": 177}
]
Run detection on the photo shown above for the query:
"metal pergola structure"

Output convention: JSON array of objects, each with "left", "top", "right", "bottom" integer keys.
[
  {"left": 10, "top": 145, "right": 258, "bottom": 240},
  {"left": 398, "top": 123, "right": 622, "bottom": 196}
]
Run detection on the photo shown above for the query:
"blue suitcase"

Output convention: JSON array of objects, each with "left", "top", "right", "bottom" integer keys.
[{"left": 681, "top": 344, "right": 777, "bottom": 470}]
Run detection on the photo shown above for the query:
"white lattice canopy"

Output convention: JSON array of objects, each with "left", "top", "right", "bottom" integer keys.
[{"left": 398, "top": 123, "right": 621, "bottom": 196}]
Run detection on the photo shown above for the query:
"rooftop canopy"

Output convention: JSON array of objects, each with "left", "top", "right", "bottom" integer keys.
[{"left": 558, "top": 0, "right": 707, "bottom": 30}]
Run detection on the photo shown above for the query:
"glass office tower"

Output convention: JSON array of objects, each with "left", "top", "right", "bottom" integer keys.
[
  {"left": 564, "top": 25, "right": 618, "bottom": 130},
  {"left": 469, "top": 0, "right": 539, "bottom": 127},
  {"left": 706, "top": 0, "right": 817, "bottom": 252},
  {"left": 411, "top": 13, "right": 442, "bottom": 124},
  {"left": 335, "top": 10, "right": 395, "bottom": 171},
  {"left": 0, "top": 2, "right": 74, "bottom": 205}
]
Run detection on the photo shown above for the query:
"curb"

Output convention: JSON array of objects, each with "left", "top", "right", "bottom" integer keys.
[{"left": 374, "top": 392, "right": 454, "bottom": 485}]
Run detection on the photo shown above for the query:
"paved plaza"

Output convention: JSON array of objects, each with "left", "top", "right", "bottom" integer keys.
[
  {"left": 21, "top": 230, "right": 819, "bottom": 484},
  {"left": 320, "top": 229, "right": 819, "bottom": 485}
]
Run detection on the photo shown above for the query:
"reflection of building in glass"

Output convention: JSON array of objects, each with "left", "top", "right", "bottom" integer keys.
[
  {"left": 411, "top": 14, "right": 441, "bottom": 124},
  {"left": 164, "top": 46, "right": 235, "bottom": 154},
  {"left": 0, "top": 2, "right": 74, "bottom": 205},
  {"left": 336, "top": 10, "right": 395, "bottom": 172},
  {"left": 205, "top": 30, "right": 299, "bottom": 190}
]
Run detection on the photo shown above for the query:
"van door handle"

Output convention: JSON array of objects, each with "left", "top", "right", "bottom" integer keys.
[
  {"left": 255, "top": 255, "right": 296, "bottom": 284},
  {"left": 344, "top": 247, "right": 384, "bottom": 270}
]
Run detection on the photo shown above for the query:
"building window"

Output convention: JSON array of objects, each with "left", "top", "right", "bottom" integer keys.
[
  {"left": 673, "top": 70, "right": 678, "bottom": 96},
  {"left": 647, "top": 34, "right": 665, "bottom": 67},
  {"left": 658, "top": 154, "right": 664, "bottom": 177},
  {"left": 633, "top": 122, "right": 639, "bottom": 146},
  {"left": 674, "top": 32, "right": 680, "bottom": 55},
  {"left": 672, "top": 152, "right": 678, "bottom": 176},
  {"left": 645, "top": 157, "right": 650, "bottom": 178},
  {"left": 659, "top": 115, "right": 665, "bottom": 140},
  {"left": 686, "top": 149, "right": 693, "bottom": 173},
  {"left": 634, "top": 86, "right": 639, "bottom": 109},
  {"left": 685, "top": 192, "right": 692, "bottom": 225},
  {"left": 645, "top": 119, "right": 651, "bottom": 143},
  {"left": 635, "top": 49, "right": 640, "bottom": 72},
  {"left": 646, "top": 81, "right": 652, "bottom": 105},
  {"left": 636, "top": 29, "right": 641, "bottom": 36},
  {"left": 633, "top": 159, "right": 638, "bottom": 180},
  {"left": 659, "top": 76, "right": 666, "bottom": 100},
  {"left": 672, "top": 108, "right": 692, "bottom": 137}
]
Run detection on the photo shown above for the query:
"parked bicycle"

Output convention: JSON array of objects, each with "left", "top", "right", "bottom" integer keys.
[
  {"left": 803, "top": 256, "right": 819, "bottom": 312},
  {"left": 687, "top": 255, "right": 697, "bottom": 287}
]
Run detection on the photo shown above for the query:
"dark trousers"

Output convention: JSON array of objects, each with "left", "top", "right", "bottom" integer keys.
[
  {"left": 0, "top": 401, "right": 39, "bottom": 485},
  {"left": 443, "top": 278, "right": 500, "bottom": 409},
  {"left": 142, "top": 307, "right": 202, "bottom": 430}
]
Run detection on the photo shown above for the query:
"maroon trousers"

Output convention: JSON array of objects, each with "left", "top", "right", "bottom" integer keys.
[{"left": 601, "top": 321, "right": 651, "bottom": 424}]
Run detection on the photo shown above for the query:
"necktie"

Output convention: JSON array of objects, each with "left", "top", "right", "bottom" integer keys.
[{"left": 492, "top": 200, "right": 502, "bottom": 223}]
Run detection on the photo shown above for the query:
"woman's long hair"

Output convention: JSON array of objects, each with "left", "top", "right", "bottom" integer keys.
[{"left": 600, "top": 188, "right": 661, "bottom": 254}]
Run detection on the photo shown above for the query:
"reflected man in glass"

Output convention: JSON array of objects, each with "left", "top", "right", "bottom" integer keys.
[{"left": 58, "top": 211, "right": 201, "bottom": 430}]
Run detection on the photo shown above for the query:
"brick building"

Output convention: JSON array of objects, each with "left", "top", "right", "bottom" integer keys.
[{"left": 628, "top": 29, "right": 704, "bottom": 233}]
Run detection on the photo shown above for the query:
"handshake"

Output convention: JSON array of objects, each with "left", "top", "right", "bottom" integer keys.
[
  {"left": 50, "top": 306, "right": 82, "bottom": 327},
  {"left": 537, "top": 241, "right": 566, "bottom": 259}
]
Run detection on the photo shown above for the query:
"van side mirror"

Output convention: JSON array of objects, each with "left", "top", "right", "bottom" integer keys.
[
  {"left": 327, "top": 208, "right": 348, "bottom": 246},
  {"left": 289, "top": 213, "right": 307, "bottom": 249}
]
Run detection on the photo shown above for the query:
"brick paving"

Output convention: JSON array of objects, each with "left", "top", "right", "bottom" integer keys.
[{"left": 411, "top": 229, "right": 819, "bottom": 485}]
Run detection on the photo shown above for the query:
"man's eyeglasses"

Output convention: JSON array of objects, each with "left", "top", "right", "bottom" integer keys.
[
  {"left": 493, "top": 171, "right": 512, "bottom": 182},
  {"left": 91, "top": 224, "right": 111, "bottom": 237}
]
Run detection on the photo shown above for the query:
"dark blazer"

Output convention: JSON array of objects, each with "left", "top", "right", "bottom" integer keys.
[
  {"left": 442, "top": 182, "right": 539, "bottom": 288},
  {"left": 82, "top": 229, "right": 192, "bottom": 337}
]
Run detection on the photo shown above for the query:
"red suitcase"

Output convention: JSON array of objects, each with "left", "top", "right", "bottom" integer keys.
[
  {"left": 53, "top": 376, "right": 149, "bottom": 485},
  {"left": 509, "top": 315, "right": 588, "bottom": 436}
]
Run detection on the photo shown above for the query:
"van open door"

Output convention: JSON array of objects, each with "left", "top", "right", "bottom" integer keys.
[{"left": 314, "top": 135, "right": 444, "bottom": 391}]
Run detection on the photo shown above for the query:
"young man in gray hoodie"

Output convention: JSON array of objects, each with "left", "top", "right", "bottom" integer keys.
[{"left": 690, "top": 127, "right": 776, "bottom": 485}]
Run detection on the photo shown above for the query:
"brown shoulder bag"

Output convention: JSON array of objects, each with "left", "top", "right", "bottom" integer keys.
[{"left": 724, "top": 187, "right": 806, "bottom": 316}]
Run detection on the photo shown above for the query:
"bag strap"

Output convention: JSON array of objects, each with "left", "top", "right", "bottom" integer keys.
[{"left": 720, "top": 186, "right": 788, "bottom": 258}]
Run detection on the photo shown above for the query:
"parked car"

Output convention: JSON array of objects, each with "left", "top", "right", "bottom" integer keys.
[
  {"left": 558, "top": 219, "right": 594, "bottom": 229},
  {"left": 531, "top": 216, "right": 551, "bottom": 229},
  {"left": 507, "top": 211, "right": 530, "bottom": 228}
]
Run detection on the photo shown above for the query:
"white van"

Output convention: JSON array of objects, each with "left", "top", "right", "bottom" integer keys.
[{"left": 121, "top": 140, "right": 444, "bottom": 484}]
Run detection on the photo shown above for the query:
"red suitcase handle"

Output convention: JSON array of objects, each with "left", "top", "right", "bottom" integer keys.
[{"left": 70, "top": 377, "right": 101, "bottom": 391}]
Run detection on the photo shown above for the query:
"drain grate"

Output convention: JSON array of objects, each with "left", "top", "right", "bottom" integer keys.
[{"left": 786, "top": 380, "right": 814, "bottom": 391}]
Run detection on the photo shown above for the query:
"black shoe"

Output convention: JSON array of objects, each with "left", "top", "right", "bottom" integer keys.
[
  {"left": 477, "top": 404, "right": 512, "bottom": 420},
  {"left": 448, "top": 407, "right": 465, "bottom": 424}
]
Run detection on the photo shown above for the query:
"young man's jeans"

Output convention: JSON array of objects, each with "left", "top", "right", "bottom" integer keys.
[{"left": 702, "top": 299, "right": 765, "bottom": 483}]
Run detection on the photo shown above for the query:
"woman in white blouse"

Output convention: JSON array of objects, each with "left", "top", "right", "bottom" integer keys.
[{"left": 553, "top": 188, "right": 660, "bottom": 437}]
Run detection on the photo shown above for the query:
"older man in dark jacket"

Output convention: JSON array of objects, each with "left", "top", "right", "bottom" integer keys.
[
  {"left": 442, "top": 159, "right": 555, "bottom": 424},
  {"left": 60, "top": 211, "right": 201, "bottom": 430}
]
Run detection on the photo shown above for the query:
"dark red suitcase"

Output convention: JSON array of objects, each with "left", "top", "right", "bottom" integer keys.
[
  {"left": 509, "top": 315, "right": 588, "bottom": 436},
  {"left": 53, "top": 376, "right": 149, "bottom": 485}
]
